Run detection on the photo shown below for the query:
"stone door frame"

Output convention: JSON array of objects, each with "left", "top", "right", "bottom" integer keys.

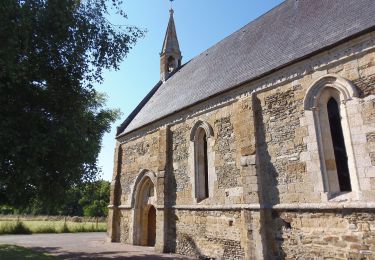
[{"left": 131, "top": 169, "right": 160, "bottom": 247}]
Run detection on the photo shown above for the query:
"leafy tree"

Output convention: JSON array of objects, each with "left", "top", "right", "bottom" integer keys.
[
  {"left": 0, "top": 205, "right": 15, "bottom": 215},
  {"left": 0, "top": 0, "right": 143, "bottom": 212},
  {"left": 79, "top": 180, "right": 110, "bottom": 217},
  {"left": 56, "top": 185, "right": 84, "bottom": 216},
  {"left": 0, "top": 180, "right": 110, "bottom": 216}
]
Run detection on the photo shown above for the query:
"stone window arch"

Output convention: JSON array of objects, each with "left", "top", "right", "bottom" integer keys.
[
  {"left": 190, "top": 120, "right": 214, "bottom": 202},
  {"left": 304, "top": 74, "right": 359, "bottom": 197}
]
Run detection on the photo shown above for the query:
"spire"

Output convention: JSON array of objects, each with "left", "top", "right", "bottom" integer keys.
[
  {"left": 160, "top": 8, "right": 182, "bottom": 82},
  {"left": 161, "top": 9, "right": 181, "bottom": 55}
]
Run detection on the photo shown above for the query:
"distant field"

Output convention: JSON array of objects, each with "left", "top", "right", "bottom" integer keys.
[{"left": 0, "top": 215, "right": 107, "bottom": 235}]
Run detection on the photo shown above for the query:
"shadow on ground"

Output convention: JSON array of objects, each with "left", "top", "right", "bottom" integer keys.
[
  {"left": 31, "top": 247, "right": 187, "bottom": 259},
  {"left": 0, "top": 244, "right": 55, "bottom": 259}
]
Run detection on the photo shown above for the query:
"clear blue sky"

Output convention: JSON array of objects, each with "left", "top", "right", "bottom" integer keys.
[{"left": 96, "top": 0, "right": 284, "bottom": 181}]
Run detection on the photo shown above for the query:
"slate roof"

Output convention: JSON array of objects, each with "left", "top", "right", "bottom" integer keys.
[{"left": 118, "top": 0, "right": 375, "bottom": 137}]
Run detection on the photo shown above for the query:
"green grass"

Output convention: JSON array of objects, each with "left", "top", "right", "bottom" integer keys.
[
  {"left": 0, "top": 222, "right": 31, "bottom": 235},
  {"left": 0, "top": 244, "right": 56, "bottom": 259},
  {"left": 0, "top": 220, "right": 106, "bottom": 235}
]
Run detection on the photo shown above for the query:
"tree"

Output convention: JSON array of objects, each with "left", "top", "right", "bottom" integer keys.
[
  {"left": 55, "top": 184, "right": 84, "bottom": 216},
  {"left": 79, "top": 180, "right": 110, "bottom": 217},
  {"left": 0, "top": 0, "right": 143, "bottom": 211}
]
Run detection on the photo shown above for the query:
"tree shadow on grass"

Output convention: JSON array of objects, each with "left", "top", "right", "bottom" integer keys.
[
  {"left": 0, "top": 244, "right": 55, "bottom": 259},
  {"left": 30, "top": 246, "right": 191, "bottom": 259}
]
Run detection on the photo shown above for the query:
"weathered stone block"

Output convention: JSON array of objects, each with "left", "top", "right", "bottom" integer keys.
[
  {"left": 240, "top": 145, "right": 256, "bottom": 156},
  {"left": 286, "top": 162, "right": 306, "bottom": 173},
  {"left": 240, "top": 155, "right": 256, "bottom": 166},
  {"left": 342, "top": 235, "right": 360, "bottom": 243}
]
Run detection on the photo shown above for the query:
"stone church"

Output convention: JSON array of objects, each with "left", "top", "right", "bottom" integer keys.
[{"left": 108, "top": 0, "right": 375, "bottom": 259}]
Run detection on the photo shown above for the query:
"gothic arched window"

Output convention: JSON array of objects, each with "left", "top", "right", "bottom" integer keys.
[
  {"left": 304, "top": 75, "right": 359, "bottom": 195},
  {"left": 190, "top": 121, "right": 214, "bottom": 202},
  {"left": 195, "top": 128, "right": 209, "bottom": 200},
  {"left": 327, "top": 98, "right": 351, "bottom": 191}
]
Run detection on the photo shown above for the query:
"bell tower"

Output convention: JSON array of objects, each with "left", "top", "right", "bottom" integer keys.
[{"left": 160, "top": 8, "right": 182, "bottom": 82}]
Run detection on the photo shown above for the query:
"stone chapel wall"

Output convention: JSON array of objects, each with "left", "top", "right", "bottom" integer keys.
[
  {"left": 170, "top": 103, "right": 243, "bottom": 206},
  {"left": 254, "top": 36, "right": 375, "bottom": 259},
  {"left": 167, "top": 104, "right": 249, "bottom": 258},
  {"left": 111, "top": 31, "right": 375, "bottom": 259},
  {"left": 119, "top": 131, "right": 160, "bottom": 206},
  {"left": 265, "top": 209, "right": 375, "bottom": 259}
]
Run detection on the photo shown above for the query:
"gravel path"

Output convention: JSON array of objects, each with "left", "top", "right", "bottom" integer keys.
[{"left": 0, "top": 232, "right": 191, "bottom": 259}]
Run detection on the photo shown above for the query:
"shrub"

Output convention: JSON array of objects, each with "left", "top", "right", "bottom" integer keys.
[{"left": 0, "top": 206, "right": 14, "bottom": 215}]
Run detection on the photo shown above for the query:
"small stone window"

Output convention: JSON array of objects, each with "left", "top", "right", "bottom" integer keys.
[
  {"left": 190, "top": 121, "right": 214, "bottom": 202},
  {"left": 167, "top": 56, "right": 176, "bottom": 72}
]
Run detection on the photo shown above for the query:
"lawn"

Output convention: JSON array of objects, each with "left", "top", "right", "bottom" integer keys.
[
  {"left": 0, "top": 220, "right": 107, "bottom": 234},
  {"left": 0, "top": 244, "right": 56, "bottom": 259}
]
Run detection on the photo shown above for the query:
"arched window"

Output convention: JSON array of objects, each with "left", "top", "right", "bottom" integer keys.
[
  {"left": 190, "top": 121, "right": 214, "bottom": 202},
  {"left": 327, "top": 98, "right": 351, "bottom": 191},
  {"left": 195, "top": 128, "right": 209, "bottom": 200},
  {"left": 167, "top": 56, "right": 176, "bottom": 72},
  {"left": 304, "top": 75, "right": 359, "bottom": 195}
]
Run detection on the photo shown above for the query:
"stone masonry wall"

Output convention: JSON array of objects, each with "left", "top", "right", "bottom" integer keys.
[
  {"left": 214, "top": 117, "right": 240, "bottom": 189},
  {"left": 329, "top": 50, "right": 375, "bottom": 199},
  {"left": 120, "top": 131, "right": 160, "bottom": 205},
  {"left": 170, "top": 124, "right": 191, "bottom": 205},
  {"left": 253, "top": 48, "right": 375, "bottom": 204},
  {"left": 174, "top": 210, "right": 245, "bottom": 260},
  {"left": 115, "top": 129, "right": 166, "bottom": 245},
  {"left": 359, "top": 97, "right": 375, "bottom": 195},
  {"left": 169, "top": 103, "right": 244, "bottom": 206},
  {"left": 255, "top": 83, "right": 311, "bottom": 205},
  {"left": 265, "top": 210, "right": 375, "bottom": 259},
  {"left": 119, "top": 210, "right": 132, "bottom": 244},
  {"left": 166, "top": 107, "right": 248, "bottom": 257}
]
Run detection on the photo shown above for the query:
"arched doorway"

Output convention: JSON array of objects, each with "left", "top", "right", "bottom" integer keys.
[
  {"left": 133, "top": 175, "right": 157, "bottom": 246},
  {"left": 147, "top": 205, "right": 156, "bottom": 246}
]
